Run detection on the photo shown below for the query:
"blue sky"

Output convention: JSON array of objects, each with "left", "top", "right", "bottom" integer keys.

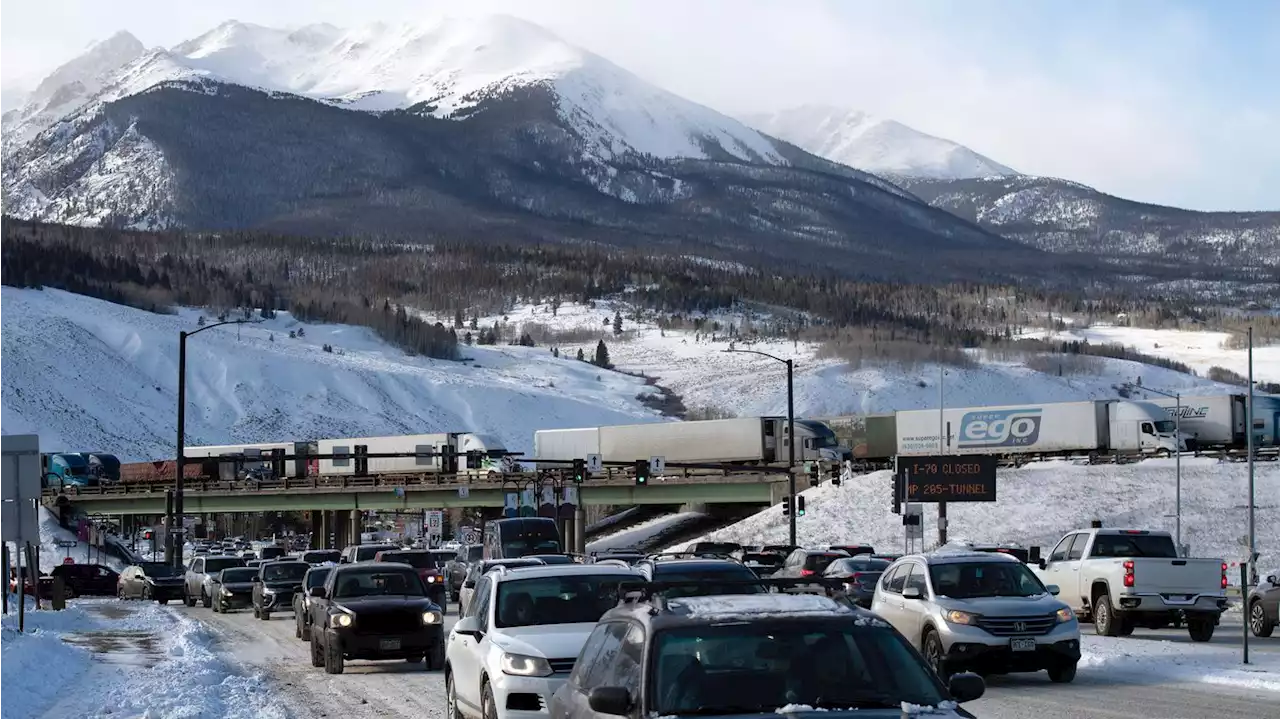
[{"left": 2, "top": 0, "right": 1276, "bottom": 211}]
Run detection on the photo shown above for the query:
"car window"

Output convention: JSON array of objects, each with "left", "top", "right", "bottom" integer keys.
[
  {"left": 650, "top": 566, "right": 765, "bottom": 598},
  {"left": 473, "top": 578, "right": 492, "bottom": 632},
  {"left": 204, "top": 557, "right": 246, "bottom": 574},
  {"left": 305, "top": 569, "right": 332, "bottom": 588},
  {"left": 650, "top": 620, "right": 945, "bottom": 714},
  {"left": 1089, "top": 534, "right": 1178, "bottom": 559},
  {"left": 883, "top": 565, "right": 907, "bottom": 593},
  {"left": 580, "top": 622, "right": 628, "bottom": 691},
  {"left": 929, "top": 562, "right": 1047, "bottom": 599},
  {"left": 1066, "top": 534, "right": 1088, "bottom": 561},
  {"left": 192, "top": 559, "right": 204, "bottom": 574},
  {"left": 1049, "top": 534, "right": 1075, "bottom": 562},
  {"left": 221, "top": 568, "right": 257, "bottom": 582},
  {"left": 804, "top": 553, "right": 844, "bottom": 573},
  {"left": 97, "top": 567, "right": 113, "bottom": 577},
  {"left": 263, "top": 563, "right": 308, "bottom": 581},
  {"left": 494, "top": 574, "right": 626, "bottom": 628},
  {"left": 904, "top": 564, "right": 927, "bottom": 595},
  {"left": 601, "top": 623, "right": 644, "bottom": 694},
  {"left": 785, "top": 550, "right": 803, "bottom": 567},
  {"left": 570, "top": 623, "right": 612, "bottom": 688}
]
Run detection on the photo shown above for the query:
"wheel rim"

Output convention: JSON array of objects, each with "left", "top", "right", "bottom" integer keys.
[
  {"left": 925, "top": 637, "right": 942, "bottom": 672},
  {"left": 447, "top": 676, "right": 456, "bottom": 718},
  {"left": 1251, "top": 604, "right": 1265, "bottom": 633},
  {"left": 1096, "top": 603, "right": 1108, "bottom": 631}
]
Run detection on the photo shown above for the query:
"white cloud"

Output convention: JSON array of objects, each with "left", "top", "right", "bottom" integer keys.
[{"left": 1, "top": 0, "right": 1274, "bottom": 211}]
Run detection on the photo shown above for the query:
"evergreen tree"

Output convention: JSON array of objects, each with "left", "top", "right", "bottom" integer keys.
[
  {"left": 454, "top": 308, "right": 464, "bottom": 328},
  {"left": 594, "top": 339, "right": 612, "bottom": 369},
  {"left": 464, "top": 332, "right": 473, "bottom": 345},
  {"left": 613, "top": 311, "right": 623, "bottom": 335},
  {"left": 576, "top": 348, "right": 585, "bottom": 361}
]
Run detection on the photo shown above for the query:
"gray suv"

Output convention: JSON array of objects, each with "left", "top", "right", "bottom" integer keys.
[
  {"left": 184, "top": 555, "right": 247, "bottom": 608},
  {"left": 871, "top": 550, "right": 1080, "bottom": 683}
]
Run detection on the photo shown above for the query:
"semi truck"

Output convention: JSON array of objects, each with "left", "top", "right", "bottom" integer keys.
[
  {"left": 532, "top": 417, "right": 850, "bottom": 468},
  {"left": 41, "top": 452, "right": 122, "bottom": 488},
  {"left": 1140, "top": 394, "right": 1246, "bottom": 449},
  {"left": 895, "top": 400, "right": 1183, "bottom": 457}
]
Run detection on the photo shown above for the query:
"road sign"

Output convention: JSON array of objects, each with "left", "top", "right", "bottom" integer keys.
[
  {"left": 457, "top": 486, "right": 471, "bottom": 499},
  {"left": 586, "top": 454, "right": 602, "bottom": 473},
  {"left": 426, "top": 510, "right": 443, "bottom": 532},
  {"left": 904, "top": 504, "right": 924, "bottom": 541},
  {"left": 2, "top": 434, "right": 41, "bottom": 545},
  {"left": 54, "top": 539, "right": 77, "bottom": 548},
  {"left": 896, "top": 455, "right": 997, "bottom": 503},
  {"left": 650, "top": 456, "right": 665, "bottom": 475}
]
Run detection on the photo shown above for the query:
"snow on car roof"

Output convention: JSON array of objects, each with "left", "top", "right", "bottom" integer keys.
[
  {"left": 494, "top": 563, "right": 641, "bottom": 581},
  {"left": 667, "top": 593, "right": 885, "bottom": 625}
]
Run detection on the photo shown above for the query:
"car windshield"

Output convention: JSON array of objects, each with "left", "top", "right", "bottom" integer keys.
[
  {"left": 652, "top": 567, "right": 766, "bottom": 597},
  {"left": 810, "top": 434, "right": 839, "bottom": 448},
  {"left": 380, "top": 552, "right": 440, "bottom": 569},
  {"left": 494, "top": 574, "right": 625, "bottom": 628},
  {"left": 501, "top": 538, "right": 562, "bottom": 557},
  {"left": 1154, "top": 420, "right": 1176, "bottom": 433},
  {"left": 303, "top": 551, "right": 341, "bottom": 564},
  {"left": 930, "top": 561, "right": 1047, "bottom": 599},
  {"left": 220, "top": 568, "right": 257, "bottom": 583},
  {"left": 204, "top": 558, "right": 246, "bottom": 574},
  {"left": 651, "top": 621, "right": 945, "bottom": 714},
  {"left": 804, "top": 553, "right": 846, "bottom": 572},
  {"left": 263, "top": 563, "right": 308, "bottom": 581},
  {"left": 742, "top": 554, "right": 783, "bottom": 566},
  {"left": 259, "top": 547, "right": 285, "bottom": 558},
  {"left": 827, "top": 558, "right": 891, "bottom": 575},
  {"left": 305, "top": 569, "right": 332, "bottom": 588},
  {"left": 332, "top": 569, "right": 425, "bottom": 598},
  {"left": 1089, "top": 534, "right": 1178, "bottom": 558},
  {"left": 139, "top": 563, "right": 181, "bottom": 578}
]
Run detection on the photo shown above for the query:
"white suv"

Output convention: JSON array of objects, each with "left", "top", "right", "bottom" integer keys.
[{"left": 446, "top": 563, "right": 640, "bottom": 719}]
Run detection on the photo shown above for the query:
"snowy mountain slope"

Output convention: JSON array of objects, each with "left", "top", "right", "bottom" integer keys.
[
  {"left": 742, "top": 105, "right": 1016, "bottom": 180},
  {"left": 897, "top": 175, "right": 1280, "bottom": 267},
  {"left": 467, "top": 299, "right": 1248, "bottom": 420},
  {"left": 1, "top": 31, "right": 147, "bottom": 147},
  {"left": 0, "top": 287, "right": 665, "bottom": 461},
  {"left": 682, "top": 457, "right": 1278, "bottom": 580}
]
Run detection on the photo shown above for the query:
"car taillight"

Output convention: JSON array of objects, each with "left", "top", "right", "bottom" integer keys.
[
  {"left": 1123, "top": 560, "right": 1134, "bottom": 587},
  {"left": 1221, "top": 562, "right": 1228, "bottom": 589},
  {"left": 800, "top": 569, "right": 815, "bottom": 577}
]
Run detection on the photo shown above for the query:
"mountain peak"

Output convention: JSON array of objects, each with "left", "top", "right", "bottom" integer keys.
[{"left": 742, "top": 105, "right": 1017, "bottom": 180}]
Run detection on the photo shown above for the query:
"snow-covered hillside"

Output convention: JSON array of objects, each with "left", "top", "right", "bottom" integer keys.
[
  {"left": 0, "top": 288, "right": 663, "bottom": 461},
  {"left": 683, "top": 457, "right": 1279, "bottom": 576},
  {"left": 7, "top": 15, "right": 783, "bottom": 167},
  {"left": 463, "top": 300, "right": 1247, "bottom": 419},
  {"left": 742, "top": 105, "right": 1015, "bottom": 180}
]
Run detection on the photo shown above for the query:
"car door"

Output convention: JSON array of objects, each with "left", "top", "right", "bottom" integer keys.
[
  {"left": 567, "top": 622, "right": 630, "bottom": 719},
  {"left": 553, "top": 621, "right": 614, "bottom": 719},
  {"left": 94, "top": 565, "right": 118, "bottom": 594},
  {"left": 452, "top": 575, "right": 492, "bottom": 714},
  {"left": 119, "top": 567, "right": 133, "bottom": 597},
  {"left": 872, "top": 564, "right": 909, "bottom": 638},
  {"left": 1038, "top": 534, "right": 1078, "bottom": 606},
  {"left": 897, "top": 563, "right": 929, "bottom": 641},
  {"left": 187, "top": 558, "right": 204, "bottom": 597}
]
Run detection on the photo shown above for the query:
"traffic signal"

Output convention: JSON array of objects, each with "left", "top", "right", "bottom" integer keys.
[
  {"left": 782, "top": 496, "right": 792, "bottom": 516},
  {"left": 830, "top": 466, "right": 842, "bottom": 487},
  {"left": 807, "top": 462, "right": 820, "bottom": 486},
  {"left": 572, "top": 458, "right": 587, "bottom": 483},
  {"left": 797, "top": 496, "right": 807, "bottom": 517},
  {"left": 891, "top": 471, "right": 902, "bottom": 515},
  {"left": 634, "top": 460, "right": 650, "bottom": 485}
]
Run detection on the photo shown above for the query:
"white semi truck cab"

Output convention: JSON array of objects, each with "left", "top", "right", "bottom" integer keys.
[{"left": 1108, "top": 401, "right": 1185, "bottom": 453}]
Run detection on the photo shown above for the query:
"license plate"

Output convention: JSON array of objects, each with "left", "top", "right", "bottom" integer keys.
[
  {"left": 379, "top": 638, "right": 401, "bottom": 651},
  {"left": 1010, "top": 638, "right": 1036, "bottom": 652}
]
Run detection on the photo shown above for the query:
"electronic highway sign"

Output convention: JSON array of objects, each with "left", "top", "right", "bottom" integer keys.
[{"left": 895, "top": 455, "right": 997, "bottom": 503}]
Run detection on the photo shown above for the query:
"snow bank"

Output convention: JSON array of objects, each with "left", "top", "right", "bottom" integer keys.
[
  {"left": 683, "top": 457, "right": 1279, "bottom": 573},
  {"left": 588, "top": 511, "right": 707, "bottom": 553},
  {"left": 36, "top": 505, "right": 126, "bottom": 573},
  {"left": 1080, "top": 634, "right": 1280, "bottom": 692}
]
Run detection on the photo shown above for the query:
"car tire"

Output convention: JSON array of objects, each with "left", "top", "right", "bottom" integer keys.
[
  {"left": 1250, "top": 600, "right": 1276, "bottom": 638},
  {"left": 295, "top": 615, "right": 302, "bottom": 638},
  {"left": 1187, "top": 615, "right": 1215, "bottom": 642},
  {"left": 481, "top": 681, "right": 497, "bottom": 719},
  {"left": 253, "top": 605, "right": 260, "bottom": 619},
  {"left": 212, "top": 599, "right": 221, "bottom": 613},
  {"left": 309, "top": 633, "right": 325, "bottom": 667},
  {"left": 143, "top": 585, "right": 152, "bottom": 601},
  {"left": 1047, "top": 661, "right": 1078, "bottom": 683},
  {"left": 200, "top": 589, "right": 212, "bottom": 608},
  {"left": 324, "top": 633, "right": 344, "bottom": 675},
  {"left": 1093, "top": 592, "right": 1121, "bottom": 637},
  {"left": 428, "top": 641, "right": 446, "bottom": 671},
  {"left": 301, "top": 617, "right": 312, "bottom": 642},
  {"left": 921, "top": 629, "right": 950, "bottom": 681},
  {"left": 65, "top": 586, "right": 77, "bottom": 599},
  {"left": 260, "top": 607, "right": 271, "bottom": 621},
  {"left": 184, "top": 589, "right": 195, "bottom": 608}
]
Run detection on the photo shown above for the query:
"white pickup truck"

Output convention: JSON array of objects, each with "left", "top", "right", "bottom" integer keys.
[{"left": 1031, "top": 528, "right": 1228, "bottom": 641}]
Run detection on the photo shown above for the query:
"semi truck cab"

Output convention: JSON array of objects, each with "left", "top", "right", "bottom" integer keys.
[
  {"left": 42, "top": 453, "right": 96, "bottom": 488},
  {"left": 1108, "top": 401, "right": 1185, "bottom": 453},
  {"left": 793, "top": 419, "right": 853, "bottom": 462}
]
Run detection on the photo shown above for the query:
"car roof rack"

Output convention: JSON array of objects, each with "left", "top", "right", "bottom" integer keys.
[{"left": 616, "top": 577, "right": 852, "bottom": 612}]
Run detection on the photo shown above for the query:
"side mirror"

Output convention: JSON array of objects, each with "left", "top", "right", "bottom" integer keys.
[
  {"left": 948, "top": 672, "right": 985, "bottom": 703},
  {"left": 1267, "top": 575, "right": 1277, "bottom": 585},
  {"left": 310, "top": 587, "right": 327, "bottom": 599},
  {"left": 902, "top": 586, "right": 923, "bottom": 600},
  {"left": 587, "top": 687, "right": 633, "bottom": 716},
  {"left": 453, "top": 615, "right": 483, "bottom": 639},
  {"left": 1045, "top": 584, "right": 1061, "bottom": 596},
  {"left": 463, "top": 579, "right": 476, "bottom": 589}
]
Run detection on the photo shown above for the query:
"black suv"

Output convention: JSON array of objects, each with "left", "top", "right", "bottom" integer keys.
[
  {"left": 548, "top": 587, "right": 984, "bottom": 719},
  {"left": 307, "top": 562, "right": 446, "bottom": 674},
  {"left": 635, "top": 557, "right": 767, "bottom": 598},
  {"left": 253, "top": 561, "right": 309, "bottom": 620}
]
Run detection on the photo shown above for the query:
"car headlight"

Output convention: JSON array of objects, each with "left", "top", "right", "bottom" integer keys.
[
  {"left": 500, "top": 653, "right": 553, "bottom": 677},
  {"left": 426, "top": 576, "right": 437, "bottom": 583},
  {"left": 1056, "top": 607, "right": 1075, "bottom": 623},
  {"left": 330, "top": 613, "right": 353, "bottom": 628},
  {"left": 221, "top": 588, "right": 232, "bottom": 597},
  {"left": 944, "top": 609, "right": 980, "bottom": 626},
  {"left": 422, "top": 611, "right": 442, "bottom": 625}
]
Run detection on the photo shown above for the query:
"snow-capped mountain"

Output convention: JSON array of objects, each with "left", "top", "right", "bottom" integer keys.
[
  {"left": 742, "top": 105, "right": 1016, "bottom": 180},
  {"left": 2, "top": 31, "right": 147, "bottom": 147},
  {"left": 1, "top": 15, "right": 1023, "bottom": 279}
]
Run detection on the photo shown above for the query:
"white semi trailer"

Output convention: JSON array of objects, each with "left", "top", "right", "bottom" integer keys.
[
  {"left": 316, "top": 433, "right": 512, "bottom": 476},
  {"left": 533, "top": 417, "right": 849, "bottom": 468},
  {"left": 1141, "top": 394, "right": 1247, "bottom": 449},
  {"left": 895, "top": 400, "right": 1183, "bottom": 456}
]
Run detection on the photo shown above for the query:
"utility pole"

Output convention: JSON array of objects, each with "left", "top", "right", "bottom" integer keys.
[
  {"left": 1126, "top": 382, "right": 1183, "bottom": 553},
  {"left": 723, "top": 348, "right": 797, "bottom": 547},
  {"left": 938, "top": 367, "right": 947, "bottom": 546},
  {"left": 1247, "top": 326, "right": 1256, "bottom": 585}
]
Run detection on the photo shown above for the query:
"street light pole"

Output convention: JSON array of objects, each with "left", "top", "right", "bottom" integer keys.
[
  {"left": 1126, "top": 382, "right": 1182, "bottom": 552},
  {"left": 723, "top": 347, "right": 798, "bottom": 547},
  {"left": 1247, "top": 326, "right": 1256, "bottom": 585},
  {"left": 169, "top": 319, "right": 256, "bottom": 567}
]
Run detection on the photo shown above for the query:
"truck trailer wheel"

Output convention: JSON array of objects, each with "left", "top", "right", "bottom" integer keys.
[{"left": 1187, "top": 615, "right": 1216, "bottom": 642}]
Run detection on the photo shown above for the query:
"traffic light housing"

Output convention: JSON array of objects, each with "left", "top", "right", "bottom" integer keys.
[
  {"left": 572, "top": 458, "right": 587, "bottom": 483},
  {"left": 635, "top": 460, "right": 650, "bottom": 485},
  {"left": 782, "top": 496, "right": 792, "bottom": 516},
  {"left": 830, "top": 467, "right": 842, "bottom": 487},
  {"left": 797, "top": 496, "right": 806, "bottom": 517},
  {"left": 807, "top": 462, "right": 820, "bottom": 486}
]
